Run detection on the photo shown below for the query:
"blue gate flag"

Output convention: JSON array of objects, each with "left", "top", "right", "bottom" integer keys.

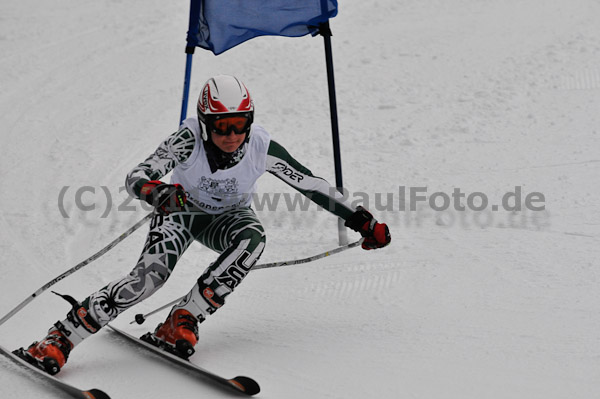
[{"left": 187, "top": 0, "right": 338, "bottom": 55}]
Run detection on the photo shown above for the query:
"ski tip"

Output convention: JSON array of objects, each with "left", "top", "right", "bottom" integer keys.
[
  {"left": 228, "top": 376, "right": 260, "bottom": 396},
  {"left": 84, "top": 388, "right": 112, "bottom": 399}
]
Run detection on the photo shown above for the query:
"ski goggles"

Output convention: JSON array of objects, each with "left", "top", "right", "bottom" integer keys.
[{"left": 206, "top": 113, "right": 252, "bottom": 136}]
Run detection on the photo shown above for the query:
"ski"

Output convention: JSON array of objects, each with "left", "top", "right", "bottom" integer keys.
[
  {"left": 0, "top": 344, "right": 110, "bottom": 399},
  {"left": 106, "top": 324, "right": 260, "bottom": 396}
]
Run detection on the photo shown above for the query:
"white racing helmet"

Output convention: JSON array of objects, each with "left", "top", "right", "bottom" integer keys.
[{"left": 197, "top": 75, "right": 254, "bottom": 141}]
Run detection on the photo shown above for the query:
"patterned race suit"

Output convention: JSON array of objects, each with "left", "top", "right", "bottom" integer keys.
[{"left": 56, "top": 118, "right": 355, "bottom": 345}]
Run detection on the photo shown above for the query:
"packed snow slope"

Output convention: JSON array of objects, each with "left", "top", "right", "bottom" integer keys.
[{"left": 1, "top": 0, "right": 599, "bottom": 398}]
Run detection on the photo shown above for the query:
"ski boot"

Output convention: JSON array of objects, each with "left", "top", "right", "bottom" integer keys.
[
  {"left": 14, "top": 328, "right": 73, "bottom": 375},
  {"left": 141, "top": 309, "right": 199, "bottom": 359}
]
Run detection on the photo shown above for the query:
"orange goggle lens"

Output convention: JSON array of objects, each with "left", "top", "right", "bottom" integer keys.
[{"left": 209, "top": 116, "right": 250, "bottom": 136}]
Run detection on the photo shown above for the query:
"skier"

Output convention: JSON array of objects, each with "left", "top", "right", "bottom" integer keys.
[{"left": 18, "top": 75, "right": 391, "bottom": 375}]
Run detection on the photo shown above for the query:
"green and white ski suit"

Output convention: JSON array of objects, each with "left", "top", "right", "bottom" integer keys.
[{"left": 63, "top": 119, "right": 355, "bottom": 345}]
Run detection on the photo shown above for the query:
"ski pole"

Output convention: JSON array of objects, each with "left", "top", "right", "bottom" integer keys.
[
  {"left": 0, "top": 213, "right": 153, "bottom": 327},
  {"left": 252, "top": 238, "right": 363, "bottom": 271},
  {"left": 130, "top": 238, "right": 364, "bottom": 325}
]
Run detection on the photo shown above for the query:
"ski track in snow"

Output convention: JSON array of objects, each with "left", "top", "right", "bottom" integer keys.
[{"left": 1, "top": 0, "right": 600, "bottom": 398}]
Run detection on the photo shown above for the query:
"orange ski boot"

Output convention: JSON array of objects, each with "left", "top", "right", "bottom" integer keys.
[
  {"left": 142, "top": 309, "right": 199, "bottom": 359},
  {"left": 18, "top": 329, "right": 73, "bottom": 375}
]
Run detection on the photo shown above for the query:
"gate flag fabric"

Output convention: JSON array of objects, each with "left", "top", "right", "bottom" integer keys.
[{"left": 187, "top": 0, "right": 338, "bottom": 55}]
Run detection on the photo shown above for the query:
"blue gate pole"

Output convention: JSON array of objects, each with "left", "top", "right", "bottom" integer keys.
[{"left": 179, "top": 48, "right": 195, "bottom": 125}]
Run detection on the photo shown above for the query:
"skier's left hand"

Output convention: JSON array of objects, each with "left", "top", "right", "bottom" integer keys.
[{"left": 344, "top": 206, "right": 391, "bottom": 250}]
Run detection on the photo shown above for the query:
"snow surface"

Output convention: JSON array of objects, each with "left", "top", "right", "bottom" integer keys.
[{"left": 1, "top": 0, "right": 599, "bottom": 398}]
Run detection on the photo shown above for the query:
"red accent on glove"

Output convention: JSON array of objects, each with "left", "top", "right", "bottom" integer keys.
[
  {"left": 140, "top": 180, "right": 161, "bottom": 199},
  {"left": 361, "top": 222, "right": 391, "bottom": 250}
]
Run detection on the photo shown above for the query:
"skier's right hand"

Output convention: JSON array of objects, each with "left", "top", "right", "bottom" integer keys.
[{"left": 140, "top": 180, "right": 187, "bottom": 214}]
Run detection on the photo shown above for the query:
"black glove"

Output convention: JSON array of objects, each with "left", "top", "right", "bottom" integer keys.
[
  {"left": 140, "top": 180, "right": 187, "bottom": 214},
  {"left": 344, "top": 206, "right": 391, "bottom": 250}
]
